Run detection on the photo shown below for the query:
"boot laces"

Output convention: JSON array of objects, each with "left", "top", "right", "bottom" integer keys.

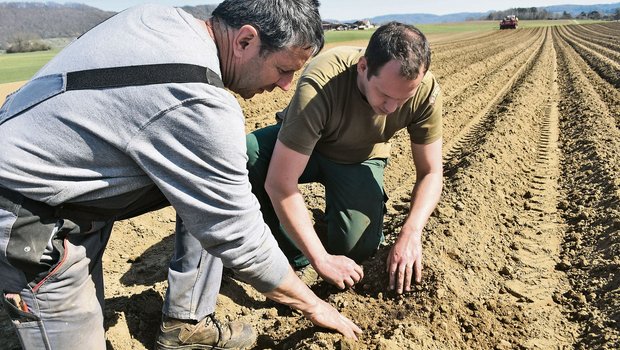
[{"left": 208, "top": 313, "right": 224, "bottom": 345}]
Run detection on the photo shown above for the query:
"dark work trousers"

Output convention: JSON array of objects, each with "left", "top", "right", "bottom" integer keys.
[
  {"left": 0, "top": 185, "right": 221, "bottom": 350},
  {"left": 246, "top": 124, "right": 387, "bottom": 268}
]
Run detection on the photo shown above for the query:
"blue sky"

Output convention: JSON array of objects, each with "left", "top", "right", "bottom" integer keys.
[{"left": 5, "top": 1, "right": 618, "bottom": 20}]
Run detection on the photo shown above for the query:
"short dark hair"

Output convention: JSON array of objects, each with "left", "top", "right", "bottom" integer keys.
[
  {"left": 364, "top": 22, "right": 431, "bottom": 80},
  {"left": 212, "top": 0, "right": 324, "bottom": 56}
]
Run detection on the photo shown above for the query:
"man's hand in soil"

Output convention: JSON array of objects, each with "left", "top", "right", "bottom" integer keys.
[
  {"left": 386, "top": 227, "right": 423, "bottom": 294},
  {"left": 313, "top": 253, "right": 364, "bottom": 289},
  {"left": 264, "top": 268, "right": 362, "bottom": 339}
]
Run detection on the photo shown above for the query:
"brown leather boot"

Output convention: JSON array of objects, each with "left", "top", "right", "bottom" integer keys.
[{"left": 155, "top": 314, "right": 256, "bottom": 349}]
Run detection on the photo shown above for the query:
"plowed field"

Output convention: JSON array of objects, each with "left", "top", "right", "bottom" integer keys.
[{"left": 1, "top": 22, "right": 619, "bottom": 350}]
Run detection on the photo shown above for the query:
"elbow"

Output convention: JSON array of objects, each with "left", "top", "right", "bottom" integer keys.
[
  {"left": 265, "top": 175, "right": 298, "bottom": 202},
  {"left": 416, "top": 168, "right": 443, "bottom": 184},
  {"left": 264, "top": 177, "right": 276, "bottom": 199},
  {"left": 265, "top": 176, "right": 283, "bottom": 200}
]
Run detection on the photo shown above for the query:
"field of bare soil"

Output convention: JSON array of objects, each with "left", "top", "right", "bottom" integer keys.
[{"left": 1, "top": 22, "right": 619, "bottom": 350}]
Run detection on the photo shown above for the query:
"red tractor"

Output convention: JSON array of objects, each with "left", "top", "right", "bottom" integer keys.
[{"left": 500, "top": 15, "right": 518, "bottom": 29}]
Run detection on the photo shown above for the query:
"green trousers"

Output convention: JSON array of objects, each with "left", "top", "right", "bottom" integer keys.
[{"left": 247, "top": 124, "right": 386, "bottom": 268}]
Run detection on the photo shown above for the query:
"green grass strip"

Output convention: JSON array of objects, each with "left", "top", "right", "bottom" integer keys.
[{"left": 0, "top": 48, "right": 62, "bottom": 84}]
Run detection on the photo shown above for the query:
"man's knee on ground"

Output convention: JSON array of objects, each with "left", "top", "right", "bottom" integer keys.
[{"left": 327, "top": 209, "right": 383, "bottom": 263}]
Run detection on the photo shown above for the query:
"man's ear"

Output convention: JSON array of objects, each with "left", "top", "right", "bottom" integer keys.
[
  {"left": 357, "top": 56, "right": 367, "bottom": 76},
  {"left": 233, "top": 24, "right": 260, "bottom": 58}
]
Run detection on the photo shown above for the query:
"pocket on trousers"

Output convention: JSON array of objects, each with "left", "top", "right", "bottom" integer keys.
[
  {"left": 2, "top": 292, "right": 51, "bottom": 348},
  {"left": 1, "top": 292, "right": 40, "bottom": 323}
]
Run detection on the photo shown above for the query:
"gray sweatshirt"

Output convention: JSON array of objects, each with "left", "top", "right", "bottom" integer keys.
[{"left": 0, "top": 4, "right": 288, "bottom": 292}]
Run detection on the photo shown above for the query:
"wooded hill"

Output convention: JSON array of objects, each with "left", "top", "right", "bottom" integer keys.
[
  {"left": 0, "top": 2, "right": 113, "bottom": 48},
  {"left": 0, "top": 2, "right": 217, "bottom": 49}
]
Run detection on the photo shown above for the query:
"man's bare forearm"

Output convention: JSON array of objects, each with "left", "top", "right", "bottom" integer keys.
[
  {"left": 401, "top": 171, "right": 443, "bottom": 237},
  {"left": 265, "top": 183, "right": 327, "bottom": 263}
]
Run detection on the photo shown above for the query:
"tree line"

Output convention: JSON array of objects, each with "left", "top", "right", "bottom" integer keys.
[{"left": 0, "top": 3, "right": 217, "bottom": 53}]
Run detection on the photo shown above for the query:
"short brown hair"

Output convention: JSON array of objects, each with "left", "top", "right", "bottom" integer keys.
[{"left": 364, "top": 21, "right": 431, "bottom": 80}]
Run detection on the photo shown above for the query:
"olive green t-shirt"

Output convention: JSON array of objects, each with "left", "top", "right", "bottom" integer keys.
[{"left": 277, "top": 46, "right": 442, "bottom": 164}]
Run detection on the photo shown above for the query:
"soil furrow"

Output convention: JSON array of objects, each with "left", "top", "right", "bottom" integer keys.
[
  {"left": 431, "top": 30, "right": 517, "bottom": 52},
  {"left": 435, "top": 29, "right": 542, "bottom": 101},
  {"left": 504, "top": 29, "right": 575, "bottom": 348},
  {"left": 383, "top": 28, "right": 546, "bottom": 219},
  {"left": 563, "top": 24, "right": 620, "bottom": 57},
  {"left": 439, "top": 29, "right": 545, "bottom": 142},
  {"left": 590, "top": 22, "right": 620, "bottom": 37},
  {"left": 552, "top": 25, "right": 620, "bottom": 349},
  {"left": 548, "top": 26, "right": 620, "bottom": 129},
  {"left": 432, "top": 30, "right": 528, "bottom": 78},
  {"left": 442, "top": 29, "right": 546, "bottom": 161},
  {"left": 557, "top": 26, "right": 620, "bottom": 88},
  {"left": 428, "top": 31, "right": 493, "bottom": 46},
  {"left": 397, "top": 27, "right": 577, "bottom": 349},
  {"left": 561, "top": 24, "right": 620, "bottom": 64}
]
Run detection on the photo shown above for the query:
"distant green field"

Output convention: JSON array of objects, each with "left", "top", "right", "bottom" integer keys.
[
  {"left": 0, "top": 48, "right": 61, "bottom": 84},
  {"left": 323, "top": 22, "right": 497, "bottom": 43},
  {"left": 324, "top": 19, "right": 606, "bottom": 41},
  {"left": 0, "top": 19, "right": 608, "bottom": 84},
  {"left": 324, "top": 29, "right": 376, "bottom": 43}
]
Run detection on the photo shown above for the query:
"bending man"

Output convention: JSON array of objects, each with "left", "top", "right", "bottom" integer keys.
[{"left": 0, "top": 1, "right": 361, "bottom": 349}]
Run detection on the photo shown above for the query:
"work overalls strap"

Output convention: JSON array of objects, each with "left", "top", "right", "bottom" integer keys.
[{"left": 0, "top": 63, "right": 224, "bottom": 126}]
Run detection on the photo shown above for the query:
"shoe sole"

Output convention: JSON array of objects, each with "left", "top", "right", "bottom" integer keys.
[
  {"left": 155, "top": 342, "right": 228, "bottom": 350},
  {"left": 156, "top": 341, "right": 252, "bottom": 350}
]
